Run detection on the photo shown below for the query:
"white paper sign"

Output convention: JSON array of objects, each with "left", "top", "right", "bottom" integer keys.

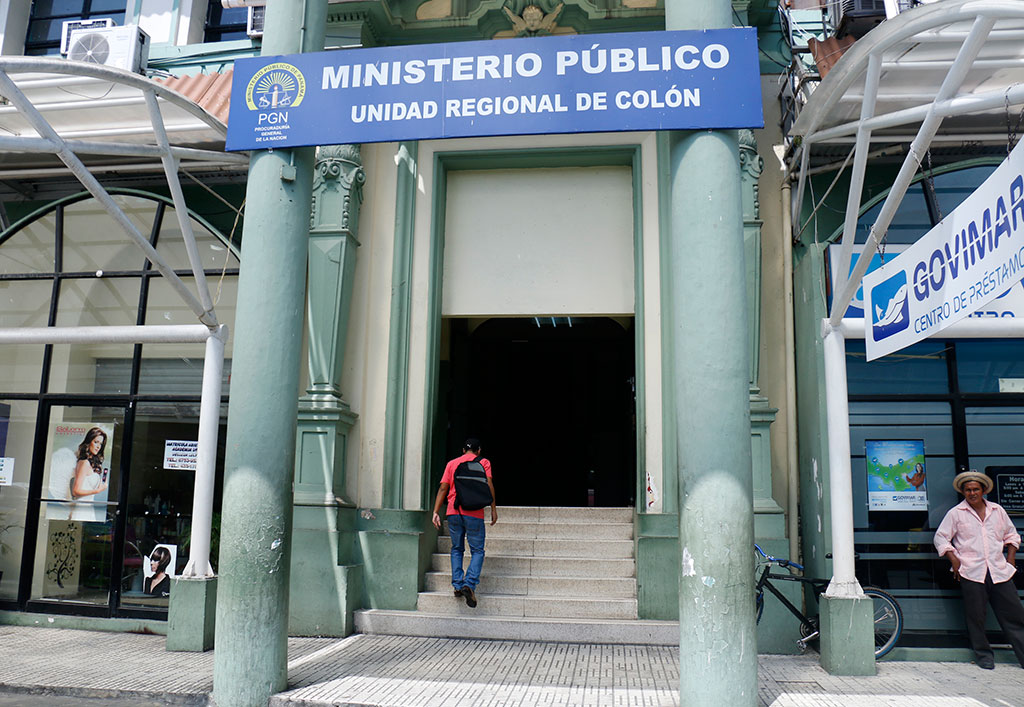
[
  {"left": 863, "top": 139, "right": 1024, "bottom": 360},
  {"left": 163, "top": 440, "right": 198, "bottom": 471},
  {"left": 0, "top": 457, "right": 13, "bottom": 485}
]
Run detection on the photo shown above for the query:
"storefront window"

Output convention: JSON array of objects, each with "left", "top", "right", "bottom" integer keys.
[
  {"left": 62, "top": 197, "right": 151, "bottom": 273},
  {"left": 0, "top": 401, "right": 38, "bottom": 601},
  {"left": 31, "top": 406, "right": 123, "bottom": 606},
  {"left": 933, "top": 165, "right": 997, "bottom": 216},
  {"left": 956, "top": 340, "right": 1024, "bottom": 393},
  {"left": 846, "top": 340, "right": 950, "bottom": 396},
  {"left": 0, "top": 279, "right": 51, "bottom": 394},
  {"left": 0, "top": 191, "right": 239, "bottom": 616},
  {"left": 0, "top": 213, "right": 56, "bottom": 274},
  {"left": 855, "top": 183, "right": 931, "bottom": 244},
  {"left": 120, "top": 402, "right": 227, "bottom": 609}
]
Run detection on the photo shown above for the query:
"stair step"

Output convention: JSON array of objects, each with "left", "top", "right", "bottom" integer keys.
[
  {"left": 437, "top": 536, "right": 634, "bottom": 559},
  {"left": 355, "top": 609, "right": 677, "bottom": 646},
  {"left": 431, "top": 554, "right": 636, "bottom": 578},
  {"left": 416, "top": 591, "right": 637, "bottom": 619},
  {"left": 424, "top": 572, "right": 636, "bottom": 598},
  {"left": 483, "top": 507, "right": 633, "bottom": 523},
  {"left": 448, "top": 520, "right": 633, "bottom": 540}
]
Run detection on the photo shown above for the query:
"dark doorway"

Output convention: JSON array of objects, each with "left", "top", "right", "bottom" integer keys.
[{"left": 445, "top": 317, "right": 636, "bottom": 507}]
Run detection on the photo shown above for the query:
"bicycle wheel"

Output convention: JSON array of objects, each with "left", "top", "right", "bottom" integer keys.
[
  {"left": 863, "top": 587, "right": 903, "bottom": 658},
  {"left": 755, "top": 591, "right": 764, "bottom": 624}
]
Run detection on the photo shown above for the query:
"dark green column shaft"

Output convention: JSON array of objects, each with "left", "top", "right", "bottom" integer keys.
[
  {"left": 665, "top": 0, "right": 758, "bottom": 703},
  {"left": 212, "top": 2, "right": 327, "bottom": 706}
]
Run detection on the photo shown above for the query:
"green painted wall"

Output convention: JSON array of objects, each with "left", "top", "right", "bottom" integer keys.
[
  {"left": 792, "top": 242, "right": 831, "bottom": 580},
  {"left": 356, "top": 509, "right": 437, "bottom": 611}
]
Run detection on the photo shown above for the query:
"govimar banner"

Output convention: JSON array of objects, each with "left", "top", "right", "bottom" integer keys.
[
  {"left": 864, "top": 138, "right": 1024, "bottom": 361},
  {"left": 225, "top": 28, "right": 763, "bottom": 150}
]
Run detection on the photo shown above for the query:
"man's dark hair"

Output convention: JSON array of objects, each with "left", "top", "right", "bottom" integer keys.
[{"left": 463, "top": 437, "right": 482, "bottom": 453}]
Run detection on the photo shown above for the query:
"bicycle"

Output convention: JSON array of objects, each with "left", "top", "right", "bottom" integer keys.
[{"left": 754, "top": 544, "right": 903, "bottom": 658}]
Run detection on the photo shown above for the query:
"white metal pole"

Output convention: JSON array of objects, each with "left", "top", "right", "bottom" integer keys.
[
  {"left": 183, "top": 326, "right": 227, "bottom": 578},
  {"left": 144, "top": 90, "right": 217, "bottom": 324},
  {"left": 839, "top": 317, "right": 1024, "bottom": 339},
  {"left": 822, "top": 321, "right": 863, "bottom": 598},
  {"left": 0, "top": 324, "right": 212, "bottom": 345},
  {"left": 833, "top": 53, "right": 882, "bottom": 305}
]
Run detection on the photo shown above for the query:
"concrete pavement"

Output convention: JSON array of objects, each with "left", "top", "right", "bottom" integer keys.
[{"left": 0, "top": 625, "right": 1021, "bottom": 706}]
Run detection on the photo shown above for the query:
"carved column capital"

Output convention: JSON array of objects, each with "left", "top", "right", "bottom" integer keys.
[
  {"left": 311, "top": 143, "right": 366, "bottom": 234},
  {"left": 738, "top": 129, "right": 764, "bottom": 221}
]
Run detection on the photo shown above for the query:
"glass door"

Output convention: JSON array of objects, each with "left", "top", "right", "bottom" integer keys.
[{"left": 28, "top": 404, "right": 126, "bottom": 609}]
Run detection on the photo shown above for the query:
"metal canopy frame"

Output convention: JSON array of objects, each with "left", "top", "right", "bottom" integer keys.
[
  {"left": 786, "top": 1, "right": 1024, "bottom": 604},
  {"left": 0, "top": 58, "right": 250, "bottom": 579}
]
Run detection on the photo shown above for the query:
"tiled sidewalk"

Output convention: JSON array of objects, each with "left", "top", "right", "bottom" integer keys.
[{"left": 0, "top": 625, "right": 1021, "bottom": 706}]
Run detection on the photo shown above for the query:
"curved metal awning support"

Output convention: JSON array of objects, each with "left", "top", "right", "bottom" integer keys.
[
  {"left": 0, "top": 58, "right": 249, "bottom": 580},
  {"left": 785, "top": 1, "right": 1024, "bottom": 609},
  {"left": 0, "top": 57, "right": 249, "bottom": 328},
  {"left": 789, "top": 0, "right": 1024, "bottom": 326}
]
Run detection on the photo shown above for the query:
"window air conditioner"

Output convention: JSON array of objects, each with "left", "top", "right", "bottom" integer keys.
[
  {"left": 65, "top": 25, "right": 151, "bottom": 74},
  {"left": 247, "top": 6, "right": 266, "bottom": 38},
  {"left": 60, "top": 18, "right": 115, "bottom": 55},
  {"left": 828, "top": 0, "right": 886, "bottom": 38}
]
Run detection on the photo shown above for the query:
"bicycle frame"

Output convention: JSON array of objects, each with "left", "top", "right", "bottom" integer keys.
[{"left": 756, "top": 564, "right": 829, "bottom": 648}]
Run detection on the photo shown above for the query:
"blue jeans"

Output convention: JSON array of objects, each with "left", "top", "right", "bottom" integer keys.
[{"left": 448, "top": 513, "right": 485, "bottom": 590}]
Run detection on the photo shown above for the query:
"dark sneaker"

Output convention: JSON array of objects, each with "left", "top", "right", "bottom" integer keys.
[
  {"left": 453, "top": 588, "right": 464, "bottom": 598},
  {"left": 978, "top": 659, "right": 995, "bottom": 670},
  {"left": 463, "top": 587, "right": 477, "bottom": 608}
]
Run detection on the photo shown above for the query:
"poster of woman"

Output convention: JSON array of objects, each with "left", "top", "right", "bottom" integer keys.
[{"left": 44, "top": 423, "right": 114, "bottom": 522}]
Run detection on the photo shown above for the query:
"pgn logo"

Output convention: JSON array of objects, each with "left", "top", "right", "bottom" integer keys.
[
  {"left": 245, "top": 63, "right": 306, "bottom": 112},
  {"left": 871, "top": 271, "right": 909, "bottom": 341}
]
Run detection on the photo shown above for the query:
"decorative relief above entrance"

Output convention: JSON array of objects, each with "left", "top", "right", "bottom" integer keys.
[{"left": 500, "top": 2, "right": 566, "bottom": 36}]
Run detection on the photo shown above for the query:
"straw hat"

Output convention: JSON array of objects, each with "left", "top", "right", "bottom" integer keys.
[{"left": 952, "top": 470, "right": 993, "bottom": 494}]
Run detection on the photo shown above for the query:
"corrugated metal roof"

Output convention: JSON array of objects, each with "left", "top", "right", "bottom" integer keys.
[{"left": 158, "top": 70, "right": 233, "bottom": 125}]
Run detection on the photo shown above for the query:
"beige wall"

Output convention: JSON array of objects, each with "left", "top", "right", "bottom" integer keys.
[
  {"left": 340, "top": 132, "right": 666, "bottom": 512},
  {"left": 755, "top": 74, "right": 794, "bottom": 518},
  {"left": 442, "top": 166, "right": 634, "bottom": 317},
  {"left": 339, "top": 142, "right": 401, "bottom": 509}
]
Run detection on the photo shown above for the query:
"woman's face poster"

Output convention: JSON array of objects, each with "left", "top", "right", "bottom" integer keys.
[{"left": 43, "top": 422, "right": 116, "bottom": 522}]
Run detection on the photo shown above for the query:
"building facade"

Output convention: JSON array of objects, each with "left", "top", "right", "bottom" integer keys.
[{"left": 2, "top": 0, "right": 1020, "bottom": 667}]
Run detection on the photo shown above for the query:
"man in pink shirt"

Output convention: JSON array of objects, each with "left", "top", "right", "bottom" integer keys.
[
  {"left": 934, "top": 469, "right": 1024, "bottom": 669},
  {"left": 431, "top": 438, "right": 497, "bottom": 609}
]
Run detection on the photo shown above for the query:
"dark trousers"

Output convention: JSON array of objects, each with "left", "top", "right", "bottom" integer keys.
[{"left": 960, "top": 572, "right": 1024, "bottom": 666}]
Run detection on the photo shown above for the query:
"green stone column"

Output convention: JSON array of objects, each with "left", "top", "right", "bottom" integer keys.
[
  {"left": 212, "top": 2, "right": 327, "bottom": 706},
  {"left": 666, "top": 0, "right": 757, "bottom": 702},
  {"left": 291, "top": 144, "right": 365, "bottom": 636}
]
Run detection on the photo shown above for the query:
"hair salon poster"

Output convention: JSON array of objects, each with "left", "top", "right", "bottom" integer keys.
[
  {"left": 44, "top": 422, "right": 115, "bottom": 522},
  {"left": 866, "top": 439, "right": 928, "bottom": 510}
]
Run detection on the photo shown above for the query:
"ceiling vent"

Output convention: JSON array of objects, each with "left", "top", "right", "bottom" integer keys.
[
  {"left": 66, "top": 25, "right": 151, "bottom": 74},
  {"left": 60, "top": 18, "right": 115, "bottom": 55}
]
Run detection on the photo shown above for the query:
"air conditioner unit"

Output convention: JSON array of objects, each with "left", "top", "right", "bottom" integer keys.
[
  {"left": 829, "top": 0, "right": 886, "bottom": 38},
  {"left": 247, "top": 6, "right": 266, "bottom": 38},
  {"left": 66, "top": 25, "right": 151, "bottom": 74},
  {"left": 60, "top": 18, "right": 115, "bottom": 55}
]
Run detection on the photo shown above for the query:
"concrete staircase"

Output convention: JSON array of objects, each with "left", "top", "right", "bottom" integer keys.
[{"left": 354, "top": 506, "right": 677, "bottom": 645}]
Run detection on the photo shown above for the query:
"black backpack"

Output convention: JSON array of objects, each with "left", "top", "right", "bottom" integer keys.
[{"left": 453, "top": 455, "right": 492, "bottom": 512}]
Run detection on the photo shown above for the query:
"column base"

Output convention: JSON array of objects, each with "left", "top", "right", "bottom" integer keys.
[
  {"left": 167, "top": 576, "right": 217, "bottom": 652},
  {"left": 819, "top": 594, "right": 876, "bottom": 675}
]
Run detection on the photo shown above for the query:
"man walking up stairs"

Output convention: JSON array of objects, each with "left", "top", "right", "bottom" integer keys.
[
  {"left": 357, "top": 505, "right": 676, "bottom": 645},
  {"left": 431, "top": 438, "right": 498, "bottom": 609}
]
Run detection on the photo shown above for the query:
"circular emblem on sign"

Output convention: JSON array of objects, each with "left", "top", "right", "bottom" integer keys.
[{"left": 245, "top": 62, "right": 306, "bottom": 111}]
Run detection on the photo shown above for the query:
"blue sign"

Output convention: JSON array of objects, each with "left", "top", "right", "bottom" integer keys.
[{"left": 225, "top": 29, "right": 763, "bottom": 150}]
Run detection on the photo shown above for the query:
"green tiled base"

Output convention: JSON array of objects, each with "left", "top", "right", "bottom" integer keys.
[
  {"left": 167, "top": 576, "right": 217, "bottom": 652},
  {"left": 819, "top": 593, "right": 876, "bottom": 675}
]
